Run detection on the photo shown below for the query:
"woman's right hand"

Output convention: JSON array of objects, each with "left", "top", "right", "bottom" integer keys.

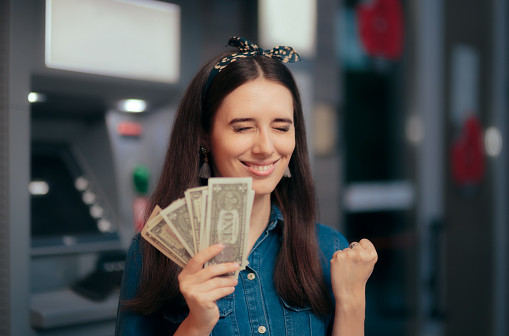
[{"left": 176, "top": 244, "right": 240, "bottom": 335}]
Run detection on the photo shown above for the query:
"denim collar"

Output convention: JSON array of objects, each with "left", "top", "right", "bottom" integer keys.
[{"left": 267, "top": 204, "right": 284, "bottom": 232}]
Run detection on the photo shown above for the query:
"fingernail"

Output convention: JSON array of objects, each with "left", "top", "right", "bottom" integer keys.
[
  {"left": 233, "top": 262, "right": 240, "bottom": 268},
  {"left": 217, "top": 243, "right": 224, "bottom": 250}
]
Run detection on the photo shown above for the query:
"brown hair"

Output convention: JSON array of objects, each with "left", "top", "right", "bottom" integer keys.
[{"left": 125, "top": 52, "right": 332, "bottom": 315}]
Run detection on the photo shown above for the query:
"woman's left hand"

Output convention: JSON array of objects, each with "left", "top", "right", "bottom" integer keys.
[{"left": 330, "top": 238, "right": 378, "bottom": 302}]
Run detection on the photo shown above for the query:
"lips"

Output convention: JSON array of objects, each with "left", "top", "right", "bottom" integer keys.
[{"left": 241, "top": 159, "right": 279, "bottom": 176}]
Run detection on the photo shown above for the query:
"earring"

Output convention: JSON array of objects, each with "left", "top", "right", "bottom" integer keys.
[
  {"left": 283, "top": 166, "right": 292, "bottom": 178},
  {"left": 199, "top": 146, "right": 211, "bottom": 178}
]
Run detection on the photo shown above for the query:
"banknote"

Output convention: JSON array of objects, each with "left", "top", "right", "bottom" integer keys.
[
  {"left": 141, "top": 178, "right": 253, "bottom": 278},
  {"left": 141, "top": 210, "right": 191, "bottom": 268},
  {"left": 184, "top": 186, "right": 207, "bottom": 254},
  {"left": 160, "top": 198, "right": 196, "bottom": 256},
  {"left": 240, "top": 189, "right": 255, "bottom": 269},
  {"left": 204, "top": 177, "right": 252, "bottom": 276}
]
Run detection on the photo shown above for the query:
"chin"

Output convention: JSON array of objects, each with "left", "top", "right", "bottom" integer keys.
[{"left": 252, "top": 180, "right": 281, "bottom": 197}]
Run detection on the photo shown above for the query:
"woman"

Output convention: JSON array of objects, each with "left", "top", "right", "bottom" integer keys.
[{"left": 116, "top": 37, "right": 377, "bottom": 336}]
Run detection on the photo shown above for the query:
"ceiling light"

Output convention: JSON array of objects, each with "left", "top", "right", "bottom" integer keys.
[
  {"left": 29, "top": 181, "right": 49, "bottom": 195},
  {"left": 28, "top": 92, "right": 46, "bottom": 103},
  {"left": 118, "top": 99, "right": 147, "bottom": 113}
]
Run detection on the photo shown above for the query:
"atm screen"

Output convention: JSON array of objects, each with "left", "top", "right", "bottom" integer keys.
[{"left": 30, "top": 142, "right": 120, "bottom": 255}]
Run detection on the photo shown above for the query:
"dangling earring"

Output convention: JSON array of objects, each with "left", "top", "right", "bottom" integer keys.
[
  {"left": 283, "top": 166, "right": 292, "bottom": 178},
  {"left": 199, "top": 146, "right": 211, "bottom": 178}
]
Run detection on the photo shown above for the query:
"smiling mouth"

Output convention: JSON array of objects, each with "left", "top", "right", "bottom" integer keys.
[{"left": 241, "top": 159, "right": 280, "bottom": 174}]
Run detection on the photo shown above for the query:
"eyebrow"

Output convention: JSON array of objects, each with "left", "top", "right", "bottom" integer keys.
[
  {"left": 228, "top": 118, "right": 293, "bottom": 124},
  {"left": 229, "top": 118, "right": 255, "bottom": 124}
]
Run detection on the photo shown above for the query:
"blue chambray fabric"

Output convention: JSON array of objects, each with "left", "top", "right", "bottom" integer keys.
[{"left": 115, "top": 205, "right": 349, "bottom": 336}]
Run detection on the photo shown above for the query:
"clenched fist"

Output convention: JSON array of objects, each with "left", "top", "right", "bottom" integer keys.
[{"left": 330, "top": 239, "right": 378, "bottom": 301}]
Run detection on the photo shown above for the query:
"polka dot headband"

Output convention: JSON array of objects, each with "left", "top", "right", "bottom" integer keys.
[{"left": 204, "top": 36, "right": 301, "bottom": 96}]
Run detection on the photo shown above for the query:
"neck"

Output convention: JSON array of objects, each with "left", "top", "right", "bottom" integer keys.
[
  {"left": 251, "top": 194, "right": 271, "bottom": 226},
  {"left": 246, "top": 193, "right": 271, "bottom": 253}
]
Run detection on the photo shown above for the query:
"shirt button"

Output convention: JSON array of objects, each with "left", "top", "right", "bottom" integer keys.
[
  {"left": 258, "top": 325, "right": 267, "bottom": 334},
  {"left": 247, "top": 273, "right": 256, "bottom": 280}
]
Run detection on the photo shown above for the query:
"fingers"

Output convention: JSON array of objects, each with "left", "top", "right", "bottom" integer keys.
[
  {"left": 179, "top": 264, "right": 239, "bottom": 306},
  {"left": 205, "top": 262, "right": 240, "bottom": 278},
  {"left": 360, "top": 238, "right": 378, "bottom": 262},
  {"left": 184, "top": 244, "right": 224, "bottom": 274},
  {"left": 187, "top": 262, "right": 240, "bottom": 285},
  {"left": 331, "top": 238, "right": 378, "bottom": 263},
  {"left": 178, "top": 243, "right": 240, "bottom": 298},
  {"left": 187, "top": 285, "right": 236, "bottom": 307},
  {"left": 359, "top": 238, "right": 375, "bottom": 250},
  {"left": 330, "top": 238, "right": 378, "bottom": 296},
  {"left": 181, "top": 275, "right": 237, "bottom": 294},
  {"left": 198, "top": 276, "right": 238, "bottom": 293},
  {"left": 207, "top": 286, "right": 236, "bottom": 302},
  {"left": 331, "top": 249, "right": 343, "bottom": 261},
  {"left": 177, "top": 245, "right": 240, "bottom": 331}
]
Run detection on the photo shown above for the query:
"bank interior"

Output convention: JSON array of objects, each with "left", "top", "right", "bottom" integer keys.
[{"left": 2, "top": 0, "right": 508, "bottom": 335}]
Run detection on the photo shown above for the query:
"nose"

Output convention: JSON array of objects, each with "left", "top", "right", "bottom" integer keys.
[{"left": 252, "top": 128, "right": 275, "bottom": 156}]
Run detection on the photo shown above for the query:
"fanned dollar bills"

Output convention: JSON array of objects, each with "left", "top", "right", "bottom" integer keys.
[{"left": 141, "top": 177, "right": 254, "bottom": 276}]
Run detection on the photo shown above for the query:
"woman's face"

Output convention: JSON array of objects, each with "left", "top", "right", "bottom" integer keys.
[{"left": 208, "top": 77, "right": 295, "bottom": 197}]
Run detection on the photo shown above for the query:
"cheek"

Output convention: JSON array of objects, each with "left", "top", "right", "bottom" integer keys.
[
  {"left": 211, "top": 136, "right": 245, "bottom": 162},
  {"left": 276, "top": 136, "right": 296, "bottom": 156},
  {"left": 216, "top": 133, "right": 255, "bottom": 152}
]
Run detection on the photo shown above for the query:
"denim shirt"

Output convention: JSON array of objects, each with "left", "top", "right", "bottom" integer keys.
[{"left": 116, "top": 206, "right": 349, "bottom": 335}]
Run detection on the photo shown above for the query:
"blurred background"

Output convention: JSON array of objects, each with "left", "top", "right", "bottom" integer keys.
[{"left": 0, "top": 0, "right": 507, "bottom": 335}]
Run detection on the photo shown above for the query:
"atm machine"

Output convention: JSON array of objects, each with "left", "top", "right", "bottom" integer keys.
[
  {"left": 28, "top": 93, "right": 175, "bottom": 335},
  {"left": 25, "top": 1, "right": 181, "bottom": 333},
  {"left": 29, "top": 96, "right": 125, "bottom": 334}
]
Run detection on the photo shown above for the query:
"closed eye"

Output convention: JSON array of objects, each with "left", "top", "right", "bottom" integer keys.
[
  {"left": 229, "top": 118, "right": 255, "bottom": 133},
  {"left": 232, "top": 126, "right": 253, "bottom": 132},
  {"left": 273, "top": 118, "right": 293, "bottom": 132},
  {"left": 274, "top": 126, "right": 290, "bottom": 132}
]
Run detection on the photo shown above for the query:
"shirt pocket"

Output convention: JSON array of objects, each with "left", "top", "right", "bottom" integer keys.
[
  {"left": 280, "top": 298, "right": 326, "bottom": 336},
  {"left": 216, "top": 293, "right": 234, "bottom": 318},
  {"left": 212, "top": 294, "right": 237, "bottom": 336},
  {"left": 162, "top": 294, "right": 234, "bottom": 323}
]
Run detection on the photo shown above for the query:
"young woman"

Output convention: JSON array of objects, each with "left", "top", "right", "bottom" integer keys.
[{"left": 115, "top": 37, "right": 377, "bottom": 336}]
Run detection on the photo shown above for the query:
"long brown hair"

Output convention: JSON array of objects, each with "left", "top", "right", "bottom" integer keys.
[{"left": 125, "top": 52, "right": 332, "bottom": 315}]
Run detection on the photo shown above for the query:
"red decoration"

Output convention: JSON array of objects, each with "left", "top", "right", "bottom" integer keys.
[
  {"left": 451, "top": 116, "right": 485, "bottom": 186},
  {"left": 117, "top": 121, "right": 143, "bottom": 137},
  {"left": 357, "top": 0, "right": 404, "bottom": 60}
]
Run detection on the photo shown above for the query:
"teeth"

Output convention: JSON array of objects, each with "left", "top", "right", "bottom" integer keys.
[{"left": 250, "top": 163, "right": 274, "bottom": 172}]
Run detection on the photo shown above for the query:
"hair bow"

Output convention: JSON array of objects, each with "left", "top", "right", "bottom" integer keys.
[
  {"left": 225, "top": 36, "right": 301, "bottom": 63},
  {"left": 205, "top": 36, "right": 301, "bottom": 96}
]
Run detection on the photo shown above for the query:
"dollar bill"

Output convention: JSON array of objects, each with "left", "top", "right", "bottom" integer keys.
[
  {"left": 148, "top": 205, "right": 162, "bottom": 221},
  {"left": 204, "top": 177, "right": 252, "bottom": 276},
  {"left": 141, "top": 210, "right": 191, "bottom": 268},
  {"left": 184, "top": 186, "right": 207, "bottom": 254},
  {"left": 240, "top": 189, "right": 255, "bottom": 269},
  {"left": 141, "top": 178, "right": 254, "bottom": 278},
  {"left": 160, "top": 198, "right": 196, "bottom": 256}
]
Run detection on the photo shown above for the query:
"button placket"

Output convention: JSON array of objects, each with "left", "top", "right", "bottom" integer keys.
[
  {"left": 238, "top": 214, "right": 281, "bottom": 336},
  {"left": 242, "top": 251, "right": 270, "bottom": 335}
]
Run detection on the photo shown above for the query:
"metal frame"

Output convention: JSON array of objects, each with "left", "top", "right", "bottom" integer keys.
[
  {"left": 414, "top": 0, "right": 445, "bottom": 335},
  {"left": 491, "top": 0, "right": 507, "bottom": 335}
]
